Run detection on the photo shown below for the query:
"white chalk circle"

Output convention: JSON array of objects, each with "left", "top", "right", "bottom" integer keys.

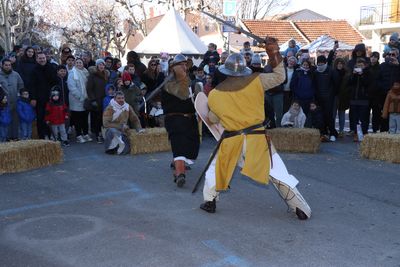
[{"left": 4, "top": 214, "right": 104, "bottom": 245}]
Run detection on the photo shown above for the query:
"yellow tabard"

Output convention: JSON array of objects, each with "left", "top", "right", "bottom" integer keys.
[{"left": 208, "top": 75, "right": 270, "bottom": 191}]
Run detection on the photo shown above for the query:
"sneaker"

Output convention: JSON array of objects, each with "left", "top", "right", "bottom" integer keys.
[
  {"left": 96, "top": 135, "right": 104, "bottom": 144},
  {"left": 117, "top": 142, "right": 125, "bottom": 155},
  {"left": 329, "top": 136, "right": 336, "bottom": 142},
  {"left": 62, "top": 140, "right": 70, "bottom": 147},
  {"left": 108, "top": 136, "right": 119, "bottom": 150},
  {"left": 83, "top": 134, "right": 93, "bottom": 142},
  {"left": 200, "top": 199, "right": 216, "bottom": 213},
  {"left": 76, "top": 135, "right": 86, "bottom": 143}
]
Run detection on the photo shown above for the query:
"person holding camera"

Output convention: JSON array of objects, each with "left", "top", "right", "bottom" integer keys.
[{"left": 347, "top": 58, "right": 371, "bottom": 141}]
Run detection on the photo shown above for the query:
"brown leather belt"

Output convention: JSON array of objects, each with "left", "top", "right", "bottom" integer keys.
[{"left": 165, "top": 112, "right": 195, "bottom": 118}]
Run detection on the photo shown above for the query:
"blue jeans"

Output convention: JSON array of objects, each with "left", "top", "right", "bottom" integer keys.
[
  {"left": 19, "top": 121, "right": 32, "bottom": 140},
  {"left": 0, "top": 125, "right": 8, "bottom": 142}
]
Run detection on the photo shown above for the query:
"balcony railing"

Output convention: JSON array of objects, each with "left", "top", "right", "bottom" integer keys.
[{"left": 360, "top": 1, "right": 400, "bottom": 25}]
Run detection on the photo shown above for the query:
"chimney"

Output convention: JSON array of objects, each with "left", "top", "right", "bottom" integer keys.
[{"left": 150, "top": 7, "right": 154, "bottom": 18}]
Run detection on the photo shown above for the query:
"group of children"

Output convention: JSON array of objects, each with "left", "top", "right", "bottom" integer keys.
[{"left": 0, "top": 88, "right": 36, "bottom": 142}]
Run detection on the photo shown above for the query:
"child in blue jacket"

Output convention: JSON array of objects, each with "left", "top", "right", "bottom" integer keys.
[
  {"left": 0, "top": 91, "right": 12, "bottom": 142},
  {"left": 17, "top": 88, "right": 36, "bottom": 139}
]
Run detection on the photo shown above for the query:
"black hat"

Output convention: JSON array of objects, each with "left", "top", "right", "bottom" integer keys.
[{"left": 317, "top": 55, "right": 327, "bottom": 64}]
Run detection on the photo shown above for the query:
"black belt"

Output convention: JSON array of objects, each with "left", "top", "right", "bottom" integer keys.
[
  {"left": 165, "top": 112, "right": 195, "bottom": 118},
  {"left": 192, "top": 122, "right": 272, "bottom": 193}
]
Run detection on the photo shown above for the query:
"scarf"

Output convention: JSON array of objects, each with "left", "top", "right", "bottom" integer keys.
[
  {"left": 72, "top": 67, "right": 89, "bottom": 100},
  {"left": 300, "top": 66, "right": 310, "bottom": 74},
  {"left": 110, "top": 98, "right": 129, "bottom": 121},
  {"left": 316, "top": 63, "right": 328, "bottom": 73}
]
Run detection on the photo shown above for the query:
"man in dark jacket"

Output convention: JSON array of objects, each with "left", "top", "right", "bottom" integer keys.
[
  {"left": 368, "top": 52, "right": 382, "bottom": 132},
  {"left": 378, "top": 48, "right": 400, "bottom": 131},
  {"left": 314, "top": 55, "right": 337, "bottom": 140},
  {"left": 30, "top": 52, "right": 58, "bottom": 139}
]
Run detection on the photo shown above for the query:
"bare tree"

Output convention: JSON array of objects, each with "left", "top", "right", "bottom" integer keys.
[
  {"left": 239, "top": 0, "right": 291, "bottom": 20},
  {"left": 39, "top": 0, "right": 134, "bottom": 57},
  {"left": 0, "top": 0, "right": 37, "bottom": 53},
  {"left": 115, "top": 0, "right": 149, "bottom": 37}
]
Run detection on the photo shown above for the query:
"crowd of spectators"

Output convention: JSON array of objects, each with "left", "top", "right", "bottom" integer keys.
[{"left": 0, "top": 34, "right": 399, "bottom": 151}]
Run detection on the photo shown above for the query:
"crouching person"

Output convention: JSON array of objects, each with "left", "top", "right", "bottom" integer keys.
[{"left": 103, "top": 91, "right": 144, "bottom": 155}]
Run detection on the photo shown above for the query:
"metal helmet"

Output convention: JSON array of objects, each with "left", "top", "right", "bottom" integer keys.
[
  {"left": 218, "top": 53, "right": 252, "bottom": 77},
  {"left": 170, "top": 54, "right": 187, "bottom": 67}
]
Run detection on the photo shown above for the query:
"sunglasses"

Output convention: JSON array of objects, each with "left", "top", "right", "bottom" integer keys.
[
  {"left": 150, "top": 63, "right": 158, "bottom": 66},
  {"left": 388, "top": 53, "right": 397, "bottom": 57}
]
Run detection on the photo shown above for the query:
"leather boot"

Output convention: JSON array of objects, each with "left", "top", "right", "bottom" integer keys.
[
  {"left": 265, "top": 37, "right": 283, "bottom": 69},
  {"left": 200, "top": 199, "right": 216, "bottom": 213}
]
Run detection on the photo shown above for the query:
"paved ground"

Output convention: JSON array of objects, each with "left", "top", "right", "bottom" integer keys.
[{"left": 0, "top": 135, "right": 399, "bottom": 267}]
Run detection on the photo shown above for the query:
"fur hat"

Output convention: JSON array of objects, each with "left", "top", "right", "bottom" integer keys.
[{"left": 96, "top": 59, "right": 105, "bottom": 66}]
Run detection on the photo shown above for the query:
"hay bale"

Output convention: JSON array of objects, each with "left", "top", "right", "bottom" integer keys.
[
  {"left": 360, "top": 133, "right": 400, "bottom": 163},
  {"left": 0, "top": 140, "right": 63, "bottom": 174},
  {"left": 268, "top": 128, "right": 320, "bottom": 153},
  {"left": 129, "top": 127, "right": 171, "bottom": 155}
]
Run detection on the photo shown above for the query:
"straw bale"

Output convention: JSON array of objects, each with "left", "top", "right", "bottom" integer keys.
[
  {"left": 268, "top": 128, "right": 320, "bottom": 153},
  {"left": 0, "top": 140, "right": 63, "bottom": 174},
  {"left": 129, "top": 127, "right": 171, "bottom": 155},
  {"left": 360, "top": 133, "right": 400, "bottom": 163}
]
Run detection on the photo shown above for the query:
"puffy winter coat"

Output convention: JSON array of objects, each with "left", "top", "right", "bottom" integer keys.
[
  {"left": 45, "top": 102, "right": 68, "bottom": 125},
  {"left": 17, "top": 98, "right": 36, "bottom": 123},
  {"left": 0, "top": 105, "right": 11, "bottom": 126}
]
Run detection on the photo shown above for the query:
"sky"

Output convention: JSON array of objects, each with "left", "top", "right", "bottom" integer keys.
[{"left": 285, "top": 0, "right": 380, "bottom": 23}]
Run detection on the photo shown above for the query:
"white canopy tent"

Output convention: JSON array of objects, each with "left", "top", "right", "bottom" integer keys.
[
  {"left": 300, "top": 35, "right": 354, "bottom": 53},
  {"left": 134, "top": 9, "right": 207, "bottom": 57}
]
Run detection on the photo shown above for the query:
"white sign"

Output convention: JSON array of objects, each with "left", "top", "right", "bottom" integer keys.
[{"left": 223, "top": 0, "right": 237, "bottom": 17}]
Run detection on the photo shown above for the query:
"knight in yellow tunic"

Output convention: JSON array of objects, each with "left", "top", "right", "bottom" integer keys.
[{"left": 199, "top": 38, "right": 311, "bottom": 220}]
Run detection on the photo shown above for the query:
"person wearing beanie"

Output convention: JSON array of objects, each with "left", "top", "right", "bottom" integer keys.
[
  {"left": 120, "top": 71, "right": 142, "bottom": 116},
  {"left": 103, "top": 84, "right": 116, "bottom": 112},
  {"left": 383, "top": 32, "right": 399, "bottom": 57},
  {"left": 86, "top": 58, "right": 109, "bottom": 143},
  {"left": 314, "top": 55, "right": 338, "bottom": 141},
  {"left": 44, "top": 87, "right": 69, "bottom": 146}
]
